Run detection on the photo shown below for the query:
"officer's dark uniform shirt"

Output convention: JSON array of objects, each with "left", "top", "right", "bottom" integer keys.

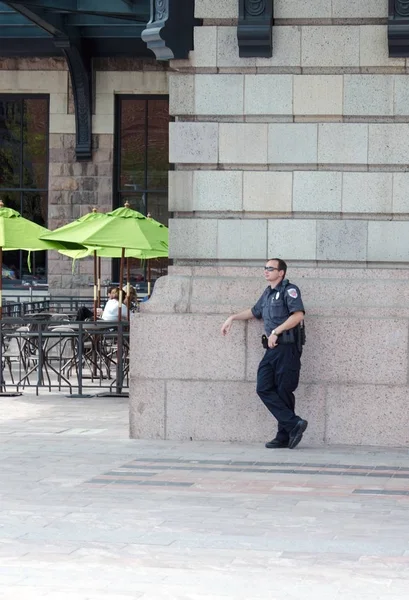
[{"left": 251, "top": 278, "right": 305, "bottom": 336}]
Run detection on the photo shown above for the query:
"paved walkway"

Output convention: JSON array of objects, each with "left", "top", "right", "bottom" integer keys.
[{"left": 1, "top": 393, "right": 409, "bottom": 599}]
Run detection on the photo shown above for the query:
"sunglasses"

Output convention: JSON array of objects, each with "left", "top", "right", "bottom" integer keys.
[{"left": 264, "top": 266, "right": 280, "bottom": 272}]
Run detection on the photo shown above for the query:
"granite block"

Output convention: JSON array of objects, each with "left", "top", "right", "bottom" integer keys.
[
  {"left": 317, "top": 220, "right": 368, "bottom": 261},
  {"left": 302, "top": 26, "right": 360, "bottom": 68},
  {"left": 394, "top": 76, "right": 409, "bottom": 116},
  {"left": 219, "top": 124, "right": 268, "bottom": 164},
  {"left": 217, "top": 220, "right": 267, "bottom": 260},
  {"left": 188, "top": 27, "right": 218, "bottom": 68},
  {"left": 332, "top": 0, "right": 386, "bottom": 18},
  {"left": 94, "top": 93, "right": 114, "bottom": 116},
  {"left": 342, "top": 173, "right": 393, "bottom": 214},
  {"left": 49, "top": 114, "right": 75, "bottom": 135},
  {"left": 131, "top": 314, "right": 246, "bottom": 381},
  {"left": 344, "top": 75, "right": 394, "bottom": 116},
  {"left": 138, "top": 274, "right": 191, "bottom": 314},
  {"left": 191, "top": 277, "right": 267, "bottom": 316},
  {"left": 165, "top": 380, "right": 325, "bottom": 444},
  {"left": 169, "top": 219, "right": 217, "bottom": 259},
  {"left": 196, "top": 75, "right": 244, "bottom": 116},
  {"left": 294, "top": 75, "right": 342, "bottom": 116},
  {"left": 169, "top": 122, "right": 219, "bottom": 164},
  {"left": 359, "top": 26, "right": 405, "bottom": 68},
  {"left": 369, "top": 124, "right": 409, "bottom": 165},
  {"left": 268, "top": 124, "right": 318, "bottom": 164},
  {"left": 168, "top": 171, "right": 193, "bottom": 212},
  {"left": 318, "top": 124, "right": 368, "bottom": 164},
  {"left": 49, "top": 93, "right": 67, "bottom": 115},
  {"left": 194, "top": 171, "right": 242, "bottom": 212},
  {"left": 244, "top": 75, "right": 293, "bottom": 116},
  {"left": 169, "top": 74, "right": 195, "bottom": 116},
  {"left": 268, "top": 219, "right": 317, "bottom": 260},
  {"left": 302, "top": 317, "right": 408, "bottom": 385},
  {"left": 293, "top": 172, "right": 342, "bottom": 213},
  {"left": 217, "top": 27, "right": 256, "bottom": 67},
  {"left": 392, "top": 173, "right": 409, "bottom": 213},
  {"left": 275, "top": 0, "right": 331, "bottom": 18},
  {"left": 243, "top": 172, "right": 292, "bottom": 213},
  {"left": 368, "top": 221, "right": 409, "bottom": 262},
  {"left": 326, "top": 385, "right": 409, "bottom": 446},
  {"left": 129, "top": 379, "right": 166, "bottom": 439},
  {"left": 256, "top": 26, "right": 301, "bottom": 67},
  {"left": 195, "top": 0, "right": 237, "bottom": 18}
]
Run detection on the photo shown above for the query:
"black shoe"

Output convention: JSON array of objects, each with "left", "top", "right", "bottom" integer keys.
[
  {"left": 265, "top": 438, "right": 289, "bottom": 449},
  {"left": 288, "top": 419, "right": 308, "bottom": 449}
]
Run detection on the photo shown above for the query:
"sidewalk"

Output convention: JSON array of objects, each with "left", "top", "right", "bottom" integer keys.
[{"left": 1, "top": 393, "right": 409, "bottom": 599}]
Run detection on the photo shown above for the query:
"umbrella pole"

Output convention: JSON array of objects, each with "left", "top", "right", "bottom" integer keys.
[
  {"left": 93, "top": 250, "right": 97, "bottom": 321},
  {"left": 118, "top": 247, "right": 125, "bottom": 322},
  {"left": 147, "top": 260, "right": 151, "bottom": 297},
  {"left": 115, "top": 247, "right": 125, "bottom": 394},
  {"left": 97, "top": 256, "right": 101, "bottom": 312},
  {"left": 126, "top": 257, "right": 130, "bottom": 321},
  {"left": 0, "top": 246, "right": 2, "bottom": 320}
]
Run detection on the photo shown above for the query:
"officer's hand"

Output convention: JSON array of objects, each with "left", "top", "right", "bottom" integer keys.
[
  {"left": 268, "top": 333, "right": 278, "bottom": 348},
  {"left": 221, "top": 317, "right": 233, "bottom": 336}
]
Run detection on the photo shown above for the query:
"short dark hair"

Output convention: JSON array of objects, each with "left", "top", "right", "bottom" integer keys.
[{"left": 267, "top": 258, "right": 287, "bottom": 277}]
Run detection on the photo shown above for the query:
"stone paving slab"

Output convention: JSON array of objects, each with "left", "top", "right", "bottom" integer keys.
[{"left": 1, "top": 393, "right": 409, "bottom": 598}]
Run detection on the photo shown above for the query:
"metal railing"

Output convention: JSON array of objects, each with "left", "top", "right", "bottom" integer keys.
[
  {"left": 0, "top": 316, "right": 130, "bottom": 396},
  {"left": 3, "top": 296, "right": 95, "bottom": 318}
]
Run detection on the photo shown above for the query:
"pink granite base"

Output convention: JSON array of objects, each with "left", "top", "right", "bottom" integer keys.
[{"left": 129, "top": 266, "right": 409, "bottom": 446}]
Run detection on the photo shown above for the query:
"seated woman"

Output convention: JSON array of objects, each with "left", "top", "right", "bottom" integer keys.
[
  {"left": 101, "top": 288, "right": 128, "bottom": 321},
  {"left": 123, "top": 285, "right": 138, "bottom": 313}
]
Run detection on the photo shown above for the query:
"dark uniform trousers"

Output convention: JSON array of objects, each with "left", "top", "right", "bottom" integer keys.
[{"left": 256, "top": 343, "right": 301, "bottom": 440}]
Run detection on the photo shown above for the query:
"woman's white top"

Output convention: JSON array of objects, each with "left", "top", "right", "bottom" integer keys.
[{"left": 101, "top": 299, "right": 128, "bottom": 321}]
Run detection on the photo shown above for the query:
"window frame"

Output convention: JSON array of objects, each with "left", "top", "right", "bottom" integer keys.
[
  {"left": 0, "top": 94, "right": 50, "bottom": 285},
  {"left": 0, "top": 93, "right": 50, "bottom": 196},
  {"left": 113, "top": 94, "right": 171, "bottom": 286}
]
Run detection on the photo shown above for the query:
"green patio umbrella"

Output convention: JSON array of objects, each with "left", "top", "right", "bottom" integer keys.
[
  {"left": 0, "top": 201, "right": 79, "bottom": 318},
  {"left": 41, "top": 204, "right": 168, "bottom": 320},
  {"left": 41, "top": 205, "right": 167, "bottom": 251},
  {"left": 59, "top": 244, "right": 168, "bottom": 318},
  {"left": 45, "top": 208, "right": 111, "bottom": 318}
]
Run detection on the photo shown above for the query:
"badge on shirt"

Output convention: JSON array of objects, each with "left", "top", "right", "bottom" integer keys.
[
  {"left": 275, "top": 292, "right": 280, "bottom": 300},
  {"left": 287, "top": 288, "right": 298, "bottom": 299}
]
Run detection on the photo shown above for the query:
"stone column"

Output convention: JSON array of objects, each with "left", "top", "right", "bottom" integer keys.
[
  {"left": 48, "top": 133, "right": 113, "bottom": 296},
  {"left": 130, "top": 0, "right": 409, "bottom": 446}
]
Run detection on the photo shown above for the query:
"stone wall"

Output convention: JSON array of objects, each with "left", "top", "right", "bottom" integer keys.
[
  {"left": 130, "top": 0, "right": 409, "bottom": 446},
  {"left": 0, "top": 57, "right": 169, "bottom": 295}
]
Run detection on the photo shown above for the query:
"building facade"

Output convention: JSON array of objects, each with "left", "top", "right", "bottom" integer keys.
[
  {"left": 130, "top": 0, "right": 409, "bottom": 447},
  {"left": 0, "top": 0, "right": 178, "bottom": 290},
  {"left": 2, "top": 1, "right": 409, "bottom": 446}
]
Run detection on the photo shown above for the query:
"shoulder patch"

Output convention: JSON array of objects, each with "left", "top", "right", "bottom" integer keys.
[{"left": 287, "top": 288, "right": 298, "bottom": 299}]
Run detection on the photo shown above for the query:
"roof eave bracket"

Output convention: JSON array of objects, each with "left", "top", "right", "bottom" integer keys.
[
  {"left": 237, "top": 0, "right": 274, "bottom": 58},
  {"left": 388, "top": 0, "right": 409, "bottom": 56},
  {"left": 55, "top": 39, "right": 93, "bottom": 161},
  {"left": 141, "top": 0, "right": 195, "bottom": 61}
]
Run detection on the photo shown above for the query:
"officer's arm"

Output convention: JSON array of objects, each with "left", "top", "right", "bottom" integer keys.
[
  {"left": 221, "top": 309, "right": 254, "bottom": 336},
  {"left": 273, "top": 311, "right": 304, "bottom": 336}
]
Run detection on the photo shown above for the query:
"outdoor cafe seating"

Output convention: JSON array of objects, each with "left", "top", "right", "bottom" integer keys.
[{"left": 0, "top": 303, "right": 131, "bottom": 396}]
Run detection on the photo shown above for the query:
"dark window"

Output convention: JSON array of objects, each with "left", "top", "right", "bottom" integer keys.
[
  {"left": 114, "top": 95, "right": 169, "bottom": 288},
  {"left": 0, "top": 96, "right": 49, "bottom": 286}
]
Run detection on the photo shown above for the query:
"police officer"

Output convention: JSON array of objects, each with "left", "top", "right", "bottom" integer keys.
[{"left": 221, "top": 258, "right": 307, "bottom": 449}]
